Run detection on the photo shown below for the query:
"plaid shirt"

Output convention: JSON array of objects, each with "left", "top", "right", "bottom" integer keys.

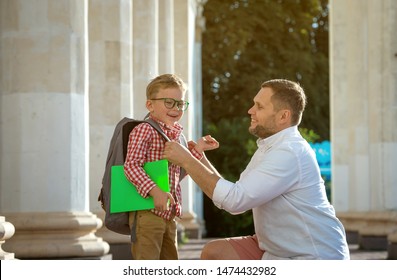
[{"left": 123, "top": 116, "right": 201, "bottom": 220}]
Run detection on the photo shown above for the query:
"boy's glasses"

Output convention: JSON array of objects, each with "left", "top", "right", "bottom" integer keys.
[{"left": 150, "top": 98, "right": 189, "bottom": 111}]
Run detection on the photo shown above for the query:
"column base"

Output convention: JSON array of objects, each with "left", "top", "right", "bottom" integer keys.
[
  {"left": 0, "top": 216, "right": 16, "bottom": 260},
  {"left": 387, "top": 232, "right": 397, "bottom": 260},
  {"left": 17, "top": 254, "right": 113, "bottom": 260},
  {"left": 387, "top": 243, "right": 397, "bottom": 260},
  {"left": 338, "top": 211, "right": 397, "bottom": 252},
  {"left": 3, "top": 212, "right": 109, "bottom": 259},
  {"left": 179, "top": 211, "right": 203, "bottom": 239}
]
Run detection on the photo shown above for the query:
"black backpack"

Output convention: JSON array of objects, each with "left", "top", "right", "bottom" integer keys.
[{"left": 98, "top": 114, "right": 187, "bottom": 241}]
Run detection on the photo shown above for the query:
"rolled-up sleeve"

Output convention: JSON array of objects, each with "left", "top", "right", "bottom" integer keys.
[
  {"left": 212, "top": 178, "right": 236, "bottom": 210},
  {"left": 212, "top": 148, "right": 299, "bottom": 214}
]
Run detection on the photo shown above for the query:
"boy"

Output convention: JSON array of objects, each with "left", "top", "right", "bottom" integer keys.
[{"left": 123, "top": 74, "right": 218, "bottom": 259}]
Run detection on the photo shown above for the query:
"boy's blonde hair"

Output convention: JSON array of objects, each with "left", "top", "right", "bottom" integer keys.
[{"left": 146, "top": 74, "right": 187, "bottom": 99}]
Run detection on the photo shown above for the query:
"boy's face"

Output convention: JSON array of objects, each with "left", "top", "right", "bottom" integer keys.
[{"left": 146, "top": 87, "right": 185, "bottom": 126}]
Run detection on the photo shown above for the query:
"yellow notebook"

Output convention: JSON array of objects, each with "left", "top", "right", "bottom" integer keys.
[{"left": 110, "top": 159, "right": 170, "bottom": 213}]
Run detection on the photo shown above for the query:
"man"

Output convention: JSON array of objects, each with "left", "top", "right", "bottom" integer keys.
[{"left": 163, "top": 79, "right": 350, "bottom": 260}]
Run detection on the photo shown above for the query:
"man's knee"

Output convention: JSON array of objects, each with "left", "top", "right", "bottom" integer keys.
[
  {"left": 200, "top": 239, "right": 239, "bottom": 260},
  {"left": 201, "top": 240, "right": 222, "bottom": 259}
]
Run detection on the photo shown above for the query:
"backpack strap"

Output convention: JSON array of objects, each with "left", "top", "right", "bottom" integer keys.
[
  {"left": 130, "top": 211, "right": 138, "bottom": 243},
  {"left": 143, "top": 113, "right": 187, "bottom": 180},
  {"left": 144, "top": 119, "right": 171, "bottom": 142},
  {"left": 178, "top": 133, "right": 188, "bottom": 179}
]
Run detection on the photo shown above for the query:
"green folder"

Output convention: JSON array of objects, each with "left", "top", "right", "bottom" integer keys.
[{"left": 110, "top": 159, "right": 170, "bottom": 213}]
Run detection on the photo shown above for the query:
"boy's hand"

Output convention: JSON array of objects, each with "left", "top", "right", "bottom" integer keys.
[
  {"left": 150, "top": 187, "right": 175, "bottom": 211},
  {"left": 193, "top": 135, "right": 219, "bottom": 153}
]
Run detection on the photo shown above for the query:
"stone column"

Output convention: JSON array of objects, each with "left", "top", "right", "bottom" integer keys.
[
  {"left": 330, "top": 0, "right": 397, "bottom": 256},
  {"left": 0, "top": 0, "right": 108, "bottom": 259},
  {"left": 173, "top": 0, "right": 204, "bottom": 239},
  {"left": 133, "top": 0, "right": 158, "bottom": 118},
  {"left": 88, "top": 0, "right": 134, "bottom": 260},
  {"left": 158, "top": 0, "right": 175, "bottom": 74},
  {"left": 191, "top": 0, "right": 206, "bottom": 235}
]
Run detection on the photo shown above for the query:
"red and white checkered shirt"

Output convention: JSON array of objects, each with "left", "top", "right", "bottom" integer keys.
[{"left": 123, "top": 116, "right": 201, "bottom": 220}]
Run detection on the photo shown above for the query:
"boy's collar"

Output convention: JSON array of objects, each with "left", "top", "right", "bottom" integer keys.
[{"left": 148, "top": 114, "right": 182, "bottom": 131}]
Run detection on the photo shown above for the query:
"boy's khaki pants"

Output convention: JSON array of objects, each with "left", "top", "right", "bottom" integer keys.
[{"left": 129, "top": 210, "right": 178, "bottom": 260}]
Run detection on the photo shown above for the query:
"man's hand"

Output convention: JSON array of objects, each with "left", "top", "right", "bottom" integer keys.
[
  {"left": 163, "top": 141, "right": 192, "bottom": 167},
  {"left": 164, "top": 141, "right": 221, "bottom": 199}
]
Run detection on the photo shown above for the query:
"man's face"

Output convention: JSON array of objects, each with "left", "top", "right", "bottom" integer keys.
[{"left": 248, "top": 87, "right": 280, "bottom": 139}]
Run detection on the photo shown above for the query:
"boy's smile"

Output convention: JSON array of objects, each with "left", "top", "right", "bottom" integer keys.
[{"left": 147, "top": 87, "right": 186, "bottom": 126}]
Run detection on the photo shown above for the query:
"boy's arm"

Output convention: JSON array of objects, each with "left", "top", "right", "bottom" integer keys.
[
  {"left": 123, "top": 123, "right": 161, "bottom": 198},
  {"left": 193, "top": 135, "right": 219, "bottom": 153},
  {"left": 187, "top": 135, "right": 220, "bottom": 177}
]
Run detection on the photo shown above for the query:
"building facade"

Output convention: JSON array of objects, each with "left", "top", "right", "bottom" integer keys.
[{"left": 1, "top": 0, "right": 396, "bottom": 260}]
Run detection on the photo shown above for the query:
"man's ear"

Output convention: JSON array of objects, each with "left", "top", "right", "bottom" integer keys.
[{"left": 279, "top": 109, "right": 291, "bottom": 124}]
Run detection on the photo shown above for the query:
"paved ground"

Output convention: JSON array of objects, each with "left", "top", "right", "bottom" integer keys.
[{"left": 178, "top": 238, "right": 389, "bottom": 260}]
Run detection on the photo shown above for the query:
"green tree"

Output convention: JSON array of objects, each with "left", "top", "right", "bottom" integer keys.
[{"left": 201, "top": 0, "right": 329, "bottom": 237}]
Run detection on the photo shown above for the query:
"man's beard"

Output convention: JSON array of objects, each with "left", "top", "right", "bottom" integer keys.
[{"left": 249, "top": 124, "right": 276, "bottom": 139}]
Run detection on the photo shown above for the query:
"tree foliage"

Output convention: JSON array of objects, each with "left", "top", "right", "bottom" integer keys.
[{"left": 201, "top": 0, "right": 329, "bottom": 237}]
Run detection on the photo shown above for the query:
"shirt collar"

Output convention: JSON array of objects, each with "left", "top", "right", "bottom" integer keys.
[
  {"left": 148, "top": 114, "right": 183, "bottom": 140},
  {"left": 257, "top": 126, "right": 299, "bottom": 149}
]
